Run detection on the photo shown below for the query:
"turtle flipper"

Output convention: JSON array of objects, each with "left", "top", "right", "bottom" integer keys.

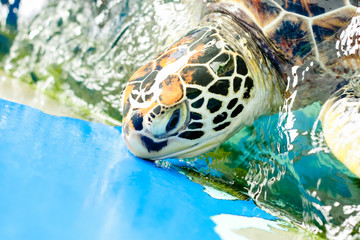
[{"left": 320, "top": 79, "right": 360, "bottom": 178}]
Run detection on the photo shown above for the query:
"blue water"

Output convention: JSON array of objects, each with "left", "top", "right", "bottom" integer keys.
[{"left": 0, "top": 98, "right": 279, "bottom": 240}]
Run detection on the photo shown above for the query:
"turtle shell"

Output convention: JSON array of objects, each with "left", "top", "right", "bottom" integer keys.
[{"left": 214, "top": 0, "right": 359, "bottom": 73}]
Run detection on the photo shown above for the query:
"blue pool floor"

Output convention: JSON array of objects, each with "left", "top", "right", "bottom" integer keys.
[{"left": 0, "top": 98, "right": 276, "bottom": 240}]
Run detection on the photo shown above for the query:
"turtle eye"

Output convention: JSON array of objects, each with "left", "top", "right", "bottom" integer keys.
[
  {"left": 166, "top": 109, "right": 181, "bottom": 132},
  {"left": 145, "top": 101, "right": 188, "bottom": 138}
]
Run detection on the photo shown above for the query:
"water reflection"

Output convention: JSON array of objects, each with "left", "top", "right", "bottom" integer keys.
[
  {"left": 167, "top": 101, "right": 360, "bottom": 239},
  {"left": 2, "top": 0, "right": 204, "bottom": 124}
]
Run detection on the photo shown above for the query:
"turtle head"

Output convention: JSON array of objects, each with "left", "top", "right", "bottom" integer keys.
[{"left": 121, "top": 17, "right": 276, "bottom": 159}]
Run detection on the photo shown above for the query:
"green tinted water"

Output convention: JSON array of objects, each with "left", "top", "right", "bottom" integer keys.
[
  {"left": 165, "top": 102, "right": 360, "bottom": 238},
  {"left": 3, "top": 0, "right": 203, "bottom": 124},
  {"left": 1, "top": 0, "right": 360, "bottom": 239}
]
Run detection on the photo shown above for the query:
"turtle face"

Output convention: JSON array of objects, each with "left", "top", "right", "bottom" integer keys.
[{"left": 122, "top": 26, "right": 255, "bottom": 159}]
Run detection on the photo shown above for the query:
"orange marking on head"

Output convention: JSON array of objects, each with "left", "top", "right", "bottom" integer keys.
[
  {"left": 188, "top": 50, "right": 206, "bottom": 64},
  {"left": 159, "top": 56, "right": 176, "bottom": 68},
  {"left": 138, "top": 101, "right": 158, "bottom": 116},
  {"left": 129, "top": 61, "right": 155, "bottom": 82},
  {"left": 180, "top": 68, "right": 197, "bottom": 85},
  {"left": 159, "top": 75, "right": 184, "bottom": 106},
  {"left": 168, "top": 36, "right": 195, "bottom": 50},
  {"left": 156, "top": 48, "right": 186, "bottom": 69},
  {"left": 123, "top": 84, "right": 135, "bottom": 119},
  {"left": 194, "top": 43, "right": 206, "bottom": 52}
]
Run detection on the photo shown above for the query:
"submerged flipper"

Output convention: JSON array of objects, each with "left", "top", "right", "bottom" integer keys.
[{"left": 320, "top": 79, "right": 360, "bottom": 177}]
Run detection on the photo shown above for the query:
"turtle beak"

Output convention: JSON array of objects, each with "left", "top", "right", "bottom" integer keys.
[
  {"left": 123, "top": 124, "right": 151, "bottom": 159},
  {"left": 122, "top": 110, "right": 170, "bottom": 160},
  {"left": 122, "top": 109, "right": 149, "bottom": 159}
]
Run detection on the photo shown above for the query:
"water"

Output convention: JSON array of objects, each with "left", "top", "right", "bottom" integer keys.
[
  {"left": 2, "top": 0, "right": 204, "bottom": 124},
  {"left": 165, "top": 102, "right": 360, "bottom": 238},
  {"left": 1, "top": 0, "right": 360, "bottom": 239}
]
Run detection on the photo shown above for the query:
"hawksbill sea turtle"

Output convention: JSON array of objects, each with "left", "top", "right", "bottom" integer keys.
[{"left": 121, "top": 0, "right": 360, "bottom": 177}]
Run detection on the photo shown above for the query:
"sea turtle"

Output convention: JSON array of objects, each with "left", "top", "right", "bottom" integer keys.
[{"left": 121, "top": 0, "right": 360, "bottom": 177}]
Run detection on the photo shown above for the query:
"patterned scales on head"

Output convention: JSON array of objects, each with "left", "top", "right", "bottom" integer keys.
[{"left": 121, "top": 0, "right": 360, "bottom": 166}]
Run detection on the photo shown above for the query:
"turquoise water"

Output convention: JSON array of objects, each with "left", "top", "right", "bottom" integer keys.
[
  {"left": 164, "top": 102, "right": 360, "bottom": 238},
  {"left": 1, "top": 0, "right": 360, "bottom": 239}
]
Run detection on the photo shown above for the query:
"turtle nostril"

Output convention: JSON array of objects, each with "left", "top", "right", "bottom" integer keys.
[{"left": 166, "top": 109, "right": 181, "bottom": 132}]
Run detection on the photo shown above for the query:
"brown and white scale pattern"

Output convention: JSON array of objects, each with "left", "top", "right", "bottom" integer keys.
[{"left": 122, "top": 26, "right": 257, "bottom": 145}]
